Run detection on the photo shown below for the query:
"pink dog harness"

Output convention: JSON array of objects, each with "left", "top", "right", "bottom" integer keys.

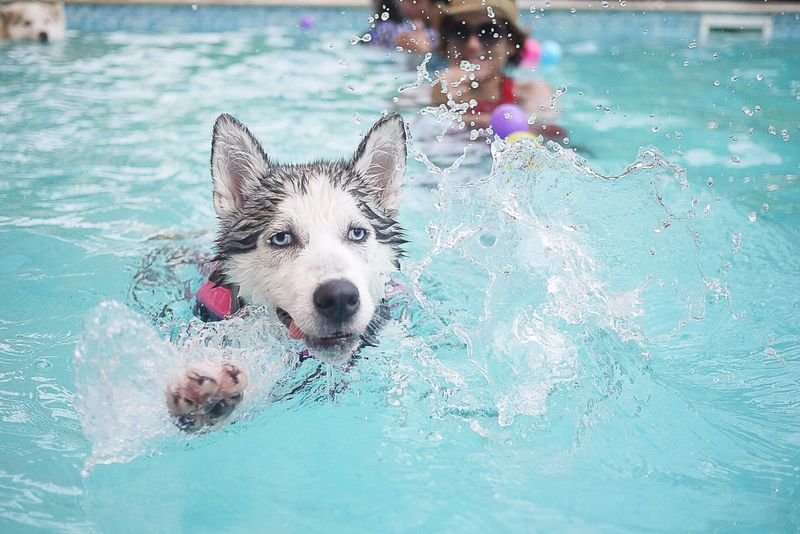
[{"left": 195, "top": 279, "right": 235, "bottom": 319}]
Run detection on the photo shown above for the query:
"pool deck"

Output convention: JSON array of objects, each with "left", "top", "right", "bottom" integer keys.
[{"left": 65, "top": 0, "right": 800, "bottom": 14}]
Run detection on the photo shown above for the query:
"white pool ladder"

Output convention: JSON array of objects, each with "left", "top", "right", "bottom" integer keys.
[{"left": 699, "top": 14, "right": 774, "bottom": 44}]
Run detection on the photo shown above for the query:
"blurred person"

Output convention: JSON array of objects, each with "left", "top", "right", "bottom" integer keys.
[
  {"left": 369, "top": 0, "right": 438, "bottom": 54},
  {"left": 431, "top": 0, "right": 563, "bottom": 139}
]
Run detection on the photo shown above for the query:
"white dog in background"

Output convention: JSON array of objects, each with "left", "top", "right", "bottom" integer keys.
[{"left": 1, "top": 1, "right": 65, "bottom": 42}]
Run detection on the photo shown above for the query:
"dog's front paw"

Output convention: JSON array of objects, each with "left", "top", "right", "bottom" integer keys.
[{"left": 166, "top": 362, "right": 248, "bottom": 431}]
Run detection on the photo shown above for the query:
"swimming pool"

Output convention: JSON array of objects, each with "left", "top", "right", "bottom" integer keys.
[{"left": 1, "top": 4, "right": 799, "bottom": 531}]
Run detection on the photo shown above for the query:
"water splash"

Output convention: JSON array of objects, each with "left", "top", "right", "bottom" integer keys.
[
  {"left": 74, "top": 301, "right": 294, "bottom": 475},
  {"left": 75, "top": 138, "right": 716, "bottom": 463},
  {"left": 403, "top": 139, "right": 709, "bottom": 426}
]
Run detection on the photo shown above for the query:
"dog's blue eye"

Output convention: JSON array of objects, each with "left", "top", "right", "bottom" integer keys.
[
  {"left": 348, "top": 228, "right": 367, "bottom": 242},
  {"left": 269, "top": 232, "right": 293, "bottom": 247}
]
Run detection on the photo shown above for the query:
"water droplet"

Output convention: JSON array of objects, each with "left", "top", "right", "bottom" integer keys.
[
  {"left": 570, "top": 7, "right": 576, "bottom": 13},
  {"left": 761, "top": 203, "right": 770, "bottom": 212},
  {"left": 704, "top": 203, "right": 711, "bottom": 217},
  {"left": 562, "top": 137, "right": 570, "bottom": 145},
  {"left": 35, "top": 359, "right": 51, "bottom": 369},
  {"left": 748, "top": 211, "right": 757, "bottom": 222},
  {"left": 683, "top": 60, "right": 689, "bottom": 67},
  {"left": 713, "top": 80, "right": 720, "bottom": 87},
  {"left": 742, "top": 106, "right": 753, "bottom": 117},
  {"left": 756, "top": 73, "right": 764, "bottom": 81},
  {"left": 781, "top": 129, "right": 790, "bottom": 141},
  {"left": 754, "top": 105, "right": 761, "bottom": 113},
  {"left": 651, "top": 126, "right": 659, "bottom": 133},
  {"left": 712, "top": 52, "right": 719, "bottom": 60},
  {"left": 487, "top": 6, "right": 495, "bottom": 17},
  {"left": 730, "top": 75, "right": 739, "bottom": 82},
  {"left": 675, "top": 131, "right": 684, "bottom": 140},
  {"left": 479, "top": 233, "right": 497, "bottom": 247},
  {"left": 706, "top": 177, "right": 714, "bottom": 187},
  {"left": 730, "top": 155, "right": 741, "bottom": 164},
  {"left": 768, "top": 125, "right": 777, "bottom": 135},
  {"left": 649, "top": 247, "right": 656, "bottom": 256},
  {"left": 381, "top": 11, "right": 389, "bottom": 21},
  {"left": 731, "top": 232, "right": 742, "bottom": 248},
  {"left": 688, "top": 41, "right": 697, "bottom": 49},
  {"left": 527, "top": 114, "right": 537, "bottom": 125}
]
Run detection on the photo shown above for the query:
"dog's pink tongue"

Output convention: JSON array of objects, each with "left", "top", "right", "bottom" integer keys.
[{"left": 288, "top": 321, "right": 305, "bottom": 340}]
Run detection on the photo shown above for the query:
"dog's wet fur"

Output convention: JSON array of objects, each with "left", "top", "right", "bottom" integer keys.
[
  {"left": 167, "top": 113, "right": 407, "bottom": 429},
  {"left": 0, "top": 1, "right": 65, "bottom": 42}
]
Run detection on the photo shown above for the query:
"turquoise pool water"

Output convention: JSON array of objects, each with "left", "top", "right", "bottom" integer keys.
[{"left": 1, "top": 8, "right": 799, "bottom": 532}]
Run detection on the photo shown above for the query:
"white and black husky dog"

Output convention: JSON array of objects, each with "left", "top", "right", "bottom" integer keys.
[{"left": 166, "top": 112, "right": 408, "bottom": 429}]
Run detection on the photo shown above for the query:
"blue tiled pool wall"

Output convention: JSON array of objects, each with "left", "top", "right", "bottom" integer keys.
[
  {"left": 64, "top": 3, "right": 800, "bottom": 42},
  {"left": 64, "top": 4, "right": 364, "bottom": 33}
]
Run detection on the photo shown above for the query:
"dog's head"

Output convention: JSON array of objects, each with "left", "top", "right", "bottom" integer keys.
[
  {"left": 0, "top": 2, "right": 65, "bottom": 42},
  {"left": 209, "top": 113, "right": 407, "bottom": 364}
]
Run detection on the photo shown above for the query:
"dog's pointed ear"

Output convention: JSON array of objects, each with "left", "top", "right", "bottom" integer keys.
[
  {"left": 210, "top": 114, "right": 270, "bottom": 217},
  {"left": 52, "top": 2, "right": 65, "bottom": 17},
  {"left": 353, "top": 113, "right": 406, "bottom": 213}
]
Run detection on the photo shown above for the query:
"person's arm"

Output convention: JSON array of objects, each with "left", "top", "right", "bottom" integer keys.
[{"left": 394, "top": 25, "right": 434, "bottom": 52}]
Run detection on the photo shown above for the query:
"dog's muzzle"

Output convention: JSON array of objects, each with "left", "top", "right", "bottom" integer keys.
[
  {"left": 313, "top": 279, "right": 360, "bottom": 324},
  {"left": 274, "top": 279, "right": 362, "bottom": 356}
]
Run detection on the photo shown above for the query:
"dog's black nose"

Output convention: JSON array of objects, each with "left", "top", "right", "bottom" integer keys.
[
  {"left": 313, "top": 279, "right": 360, "bottom": 323},
  {"left": 38, "top": 32, "right": 48, "bottom": 42}
]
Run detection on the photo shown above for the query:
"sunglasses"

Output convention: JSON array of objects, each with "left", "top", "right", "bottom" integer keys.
[{"left": 442, "top": 20, "right": 507, "bottom": 46}]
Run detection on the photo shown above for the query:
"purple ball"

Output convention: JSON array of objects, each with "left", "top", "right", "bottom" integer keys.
[
  {"left": 490, "top": 104, "right": 529, "bottom": 139},
  {"left": 299, "top": 15, "right": 315, "bottom": 30}
]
